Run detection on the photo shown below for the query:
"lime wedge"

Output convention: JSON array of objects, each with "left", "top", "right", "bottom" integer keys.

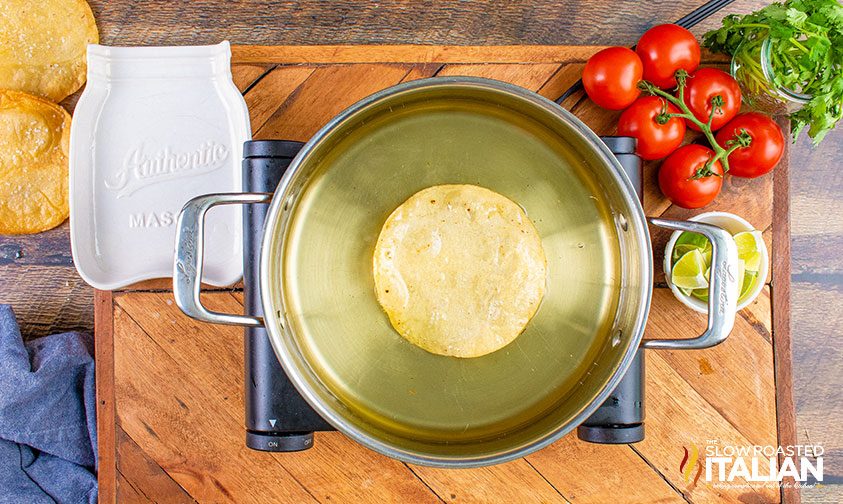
[
  {"left": 674, "top": 228, "right": 764, "bottom": 307},
  {"left": 742, "top": 250, "right": 762, "bottom": 273},
  {"left": 739, "top": 271, "right": 757, "bottom": 303},
  {"left": 673, "top": 244, "right": 700, "bottom": 263},
  {"left": 675, "top": 231, "right": 709, "bottom": 249},
  {"left": 671, "top": 249, "right": 709, "bottom": 290},
  {"left": 734, "top": 230, "right": 762, "bottom": 255},
  {"left": 736, "top": 259, "right": 746, "bottom": 298},
  {"left": 733, "top": 230, "right": 764, "bottom": 277},
  {"left": 692, "top": 266, "right": 712, "bottom": 301},
  {"left": 692, "top": 260, "right": 747, "bottom": 304},
  {"left": 672, "top": 232, "right": 711, "bottom": 263}
]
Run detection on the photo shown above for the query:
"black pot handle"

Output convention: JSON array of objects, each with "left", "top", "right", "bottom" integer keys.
[
  {"left": 579, "top": 137, "right": 739, "bottom": 444},
  {"left": 577, "top": 136, "right": 646, "bottom": 443}
]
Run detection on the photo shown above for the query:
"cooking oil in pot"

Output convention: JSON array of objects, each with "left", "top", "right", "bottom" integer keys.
[{"left": 277, "top": 92, "right": 622, "bottom": 443}]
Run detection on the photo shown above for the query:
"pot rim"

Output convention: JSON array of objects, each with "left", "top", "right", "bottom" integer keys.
[{"left": 258, "top": 76, "right": 654, "bottom": 467}]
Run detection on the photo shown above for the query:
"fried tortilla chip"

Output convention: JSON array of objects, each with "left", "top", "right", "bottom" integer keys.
[
  {"left": 0, "top": 0, "right": 98, "bottom": 101},
  {"left": 0, "top": 90, "right": 71, "bottom": 234},
  {"left": 373, "top": 185, "right": 547, "bottom": 358}
]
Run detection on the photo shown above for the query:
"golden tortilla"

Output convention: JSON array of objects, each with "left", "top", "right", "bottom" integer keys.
[
  {"left": 0, "top": 90, "right": 71, "bottom": 234},
  {"left": 0, "top": 0, "right": 99, "bottom": 101},
  {"left": 373, "top": 185, "right": 547, "bottom": 358}
]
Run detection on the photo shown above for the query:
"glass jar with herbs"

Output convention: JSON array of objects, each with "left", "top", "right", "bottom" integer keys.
[
  {"left": 704, "top": 0, "right": 843, "bottom": 144},
  {"left": 729, "top": 35, "right": 812, "bottom": 113}
]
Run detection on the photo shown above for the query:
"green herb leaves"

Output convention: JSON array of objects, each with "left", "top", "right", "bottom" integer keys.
[{"left": 703, "top": 0, "right": 843, "bottom": 144}]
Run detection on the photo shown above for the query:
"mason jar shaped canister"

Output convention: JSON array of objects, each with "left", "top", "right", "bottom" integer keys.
[{"left": 69, "top": 41, "right": 250, "bottom": 289}]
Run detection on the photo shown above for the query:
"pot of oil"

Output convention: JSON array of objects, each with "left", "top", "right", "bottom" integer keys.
[{"left": 174, "top": 77, "right": 739, "bottom": 467}]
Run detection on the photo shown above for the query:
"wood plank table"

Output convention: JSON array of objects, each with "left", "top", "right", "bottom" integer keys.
[{"left": 95, "top": 45, "right": 795, "bottom": 503}]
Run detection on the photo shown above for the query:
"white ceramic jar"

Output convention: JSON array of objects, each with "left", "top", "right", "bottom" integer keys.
[{"left": 70, "top": 42, "right": 250, "bottom": 289}]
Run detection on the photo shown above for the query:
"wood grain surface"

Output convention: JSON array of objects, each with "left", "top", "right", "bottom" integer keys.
[
  {"left": 0, "top": 1, "right": 836, "bottom": 503},
  {"left": 103, "top": 286, "right": 782, "bottom": 504},
  {"left": 95, "top": 47, "right": 791, "bottom": 504},
  {"left": 788, "top": 129, "right": 843, "bottom": 504},
  {"left": 82, "top": 0, "right": 762, "bottom": 47}
]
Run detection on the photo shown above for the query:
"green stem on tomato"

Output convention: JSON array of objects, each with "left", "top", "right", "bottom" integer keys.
[
  {"left": 691, "top": 142, "right": 743, "bottom": 179},
  {"left": 644, "top": 86, "right": 721, "bottom": 165},
  {"left": 638, "top": 70, "right": 752, "bottom": 176}
]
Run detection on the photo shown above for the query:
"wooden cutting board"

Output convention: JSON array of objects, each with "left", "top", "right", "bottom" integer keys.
[{"left": 95, "top": 45, "right": 796, "bottom": 504}]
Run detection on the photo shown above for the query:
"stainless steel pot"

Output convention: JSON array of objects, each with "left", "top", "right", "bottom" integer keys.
[{"left": 173, "top": 77, "right": 738, "bottom": 467}]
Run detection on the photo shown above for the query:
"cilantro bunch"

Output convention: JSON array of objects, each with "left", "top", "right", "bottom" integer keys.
[{"left": 703, "top": 0, "right": 843, "bottom": 144}]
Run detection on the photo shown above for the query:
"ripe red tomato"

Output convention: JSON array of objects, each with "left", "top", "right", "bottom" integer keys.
[
  {"left": 582, "top": 47, "right": 643, "bottom": 110},
  {"left": 715, "top": 113, "right": 785, "bottom": 178},
  {"left": 617, "top": 96, "right": 686, "bottom": 160},
  {"left": 658, "top": 144, "right": 724, "bottom": 209},
  {"left": 636, "top": 24, "right": 701, "bottom": 89},
  {"left": 681, "top": 68, "right": 742, "bottom": 131}
]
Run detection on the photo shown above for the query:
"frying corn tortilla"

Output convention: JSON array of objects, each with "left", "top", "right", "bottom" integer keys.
[{"left": 373, "top": 184, "right": 547, "bottom": 358}]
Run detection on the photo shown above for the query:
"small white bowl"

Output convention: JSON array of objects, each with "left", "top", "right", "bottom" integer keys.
[{"left": 663, "top": 211, "right": 769, "bottom": 313}]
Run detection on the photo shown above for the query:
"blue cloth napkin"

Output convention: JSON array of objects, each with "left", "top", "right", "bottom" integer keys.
[{"left": 0, "top": 305, "right": 97, "bottom": 504}]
